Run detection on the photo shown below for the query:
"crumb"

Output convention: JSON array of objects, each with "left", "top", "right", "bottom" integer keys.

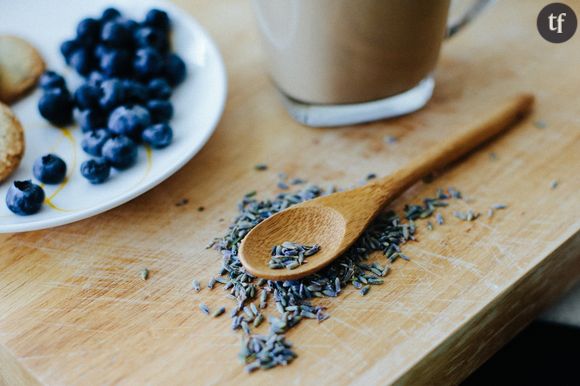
[
  {"left": 175, "top": 198, "right": 189, "bottom": 207},
  {"left": 383, "top": 135, "right": 398, "bottom": 144},
  {"left": 534, "top": 120, "right": 547, "bottom": 129}
]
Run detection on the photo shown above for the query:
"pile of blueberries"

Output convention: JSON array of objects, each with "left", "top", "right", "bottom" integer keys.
[{"left": 6, "top": 7, "right": 186, "bottom": 216}]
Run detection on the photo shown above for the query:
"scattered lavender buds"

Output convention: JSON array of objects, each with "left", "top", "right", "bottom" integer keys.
[
  {"left": 213, "top": 306, "right": 226, "bottom": 318},
  {"left": 199, "top": 303, "right": 210, "bottom": 315},
  {"left": 254, "top": 163, "right": 268, "bottom": 171},
  {"left": 453, "top": 209, "right": 480, "bottom": 222},
  {"left": 360, "top": 285, "right": 370, "bottom": 296},
  {"left": 448, "top": 187, "right": 462, "bottom": 199},
  {"left": 259, "top": 289, "right": 268, "bottom": 309},
  {"left": 277, "top": 172, "right": 290, "bottom": 190},
  {"left": 487, "top": 203, "right": 507, "bottom": 218},
  {"left": 290, "top": 178, "right": 306, "bottom": 185},
  {"left": 240, "top": 333, "right": 296, "bottom": 372},
  {"left": 204, "top": 182, "right": 476, "bottom": 373},
  {"left": 208, "top": 277, "right": 216, "bottom": 289},
  {"left": 277, "top": 181, "right": 289, "bottom": 190},
  {"left": 404, "top": 196, "right": 448, "bottom": 220},
  {"left": 268, "top": 242, "right": 320, "bottom": 270},
  {"left": 550, "top": 180, "right": 559, "bottom": 190},
  {"left": 253, "top": 313, "right": 264, "bottom": 328}
]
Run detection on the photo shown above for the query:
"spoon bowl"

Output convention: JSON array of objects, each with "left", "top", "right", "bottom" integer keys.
[{"left": 239, "top": 205, "right": 347, "bottom": 280}]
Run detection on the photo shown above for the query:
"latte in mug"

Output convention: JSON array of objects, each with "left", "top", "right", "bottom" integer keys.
[{"left": 252, "top": 0, "right": 492, "bottom": 126}]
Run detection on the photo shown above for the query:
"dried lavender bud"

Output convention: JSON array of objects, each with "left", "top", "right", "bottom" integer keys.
[
  {"left": 268, "top": 242, "right": 320, "bottom": 270},
  {"left": 192, "top": 279, "right": 201, "bottom": 292},
  {"left": 140, "top": 268, "right": 149, "bottom": 280}
]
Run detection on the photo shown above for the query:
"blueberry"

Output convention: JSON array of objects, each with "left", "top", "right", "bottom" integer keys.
[
  {"left": 163, "top": 53, "right": 186, "bottom": 86},
  {"left": 144, "top": 9, "right": 171, "bottom": 31},
  {"left": 39, "top": 71, "right": 66, "bottom": 91},
  {"left": 5, "top": 180, "right": 45, "bottom": 215},
  {"left": 102, "top": 135, "right": 138, "bottom": 169},
  {"left": 60, "top": 39, "right": 80, "bottom": 62},
  {"left": 134, "top": 26, "right": 169, "bottom": 52},
  {"left": 117, "top": 17, "right": 138, "bottom": 33},
  {"left": 38, "top": 88, "right": 73, "bottom": 126},
  {"left": 87, "top": 71, "right": 106, "bottom": 86},
  {"left": 133, "top": 48, "right": 163, "bottom": 79},
  {"left": 33, "top": 154, "right": 67, "bottom": 184},
  {"left": 123, "top": 79, "right": 149, "bottom": 103},
  {"left": 80, "top": 158, "right": 111, "bottom": 184},
  {"left": 108, "top": 105, "right": 151, "bottom": 138},
  {"left": 81, "top": 129, "right": 111, "bottom": 156},
  {"left": 100, "top": 49, "right": 131, "bottom": 77},
  {"left": 101, "top": 7, "right": 122, "bottom": 21},
  {"left": 142, "top": 123, "right": 173, "bottom": 148},
  {"left": 78, "top": 109, "right": 106, "bottom": 132},
  {"left": 94, "top": 43, "right": 112, "bottom": 60},
  {"left": 101, "top": 21, "right": 132, "bottom": 47},
  {"left": 147, "top": 99, "right": 173, "bottom": 123},
  {"left": 99, "top": 79, "right": 126, "bottom": 110},
  {"left": 147, "top": 78, "right": 171, "bottom": 99},
  {"left": 69, "top": 48, "right": 93, "bottom": 76},
  {"left": 74, "top": 84, "right": 101, "bottom": 110},
  {"left": 76, "top": 18, "right": 101, "bottom": 44}
]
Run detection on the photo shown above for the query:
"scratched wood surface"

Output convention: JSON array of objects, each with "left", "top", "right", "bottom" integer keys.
[{"left": 1, "top": 1, "right": 579, "bottom": 385}]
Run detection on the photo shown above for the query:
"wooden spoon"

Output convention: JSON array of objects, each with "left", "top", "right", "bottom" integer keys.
[{"left": 239, "top": 94, "right": 534, "bottom": 281}]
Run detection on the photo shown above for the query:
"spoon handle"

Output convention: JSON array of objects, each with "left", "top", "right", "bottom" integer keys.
[{"left": 374, "top": 93, "right": 534, "bottom": 205}]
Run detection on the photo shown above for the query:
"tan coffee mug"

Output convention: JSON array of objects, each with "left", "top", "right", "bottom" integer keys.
[{"left": 252, "top": 0, "right": 493, "bottom": 126}]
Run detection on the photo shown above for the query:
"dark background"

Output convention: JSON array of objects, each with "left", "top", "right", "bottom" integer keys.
[{"left": 462, "top": 322, "right": 580, "bottom": 386}]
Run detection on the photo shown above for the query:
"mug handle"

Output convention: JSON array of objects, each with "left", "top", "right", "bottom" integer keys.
[{"left": 446, "top": 0, "right": 495, "bottom": 38}]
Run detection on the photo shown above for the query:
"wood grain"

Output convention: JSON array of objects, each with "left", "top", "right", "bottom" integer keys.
[
  {"left": 240, "top": 94, "right": 534, "bottom": 280},
  {"left": 1, "top": 1, "right": 579, "bottom": 385}
]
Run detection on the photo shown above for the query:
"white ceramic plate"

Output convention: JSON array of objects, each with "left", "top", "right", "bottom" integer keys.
[{"left": 0, "top": 0, "right": 227, "bottom": 232}]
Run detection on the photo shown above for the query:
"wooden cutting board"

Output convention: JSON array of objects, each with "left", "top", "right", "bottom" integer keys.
[{"left": 1, "top": 1, "right": 579, "bottom": 385}]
